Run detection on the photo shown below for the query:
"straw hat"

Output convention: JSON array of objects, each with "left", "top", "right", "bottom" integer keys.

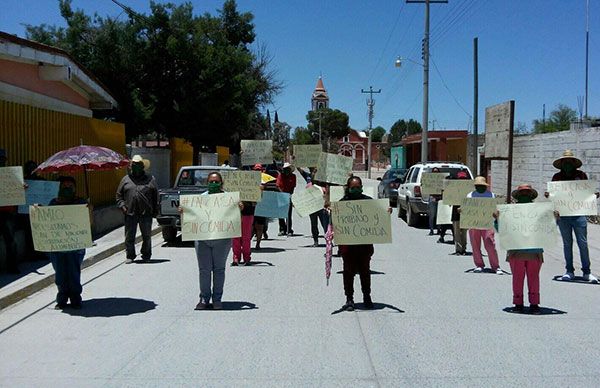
[
  {"left": 553, "top": 149, "right": 582, "bottom": 169},
  {"left": 473, "top": 176, "right": 489, "bottom": 187},
  {"left": 283, "top": 162, "right": 295, "bottom": 171},
  {"left": 131, "top": 154, "right": 151, "bottom": 170},
  {"left": 511, "top": 184, "right": 538, "bottom": 200}
]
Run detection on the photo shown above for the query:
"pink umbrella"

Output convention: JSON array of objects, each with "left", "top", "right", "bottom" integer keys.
[
  {"left": 35, "top": 144, "right": 129, "bottom": 198},
  {"left": 325, "top": 223, "right": 334, "bottom": 285}
]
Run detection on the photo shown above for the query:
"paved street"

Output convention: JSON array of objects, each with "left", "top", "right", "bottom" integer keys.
[{"left": 1, "top": 181, "right": 600, "bottom": 387}]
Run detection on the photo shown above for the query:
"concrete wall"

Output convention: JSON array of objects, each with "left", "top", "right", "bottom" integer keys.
[
  {"left": 490, "top": 126, "right": 600, "bottom": 197},
  {"left": 130, "top": 147, "right": 171, "bottom": 189}
]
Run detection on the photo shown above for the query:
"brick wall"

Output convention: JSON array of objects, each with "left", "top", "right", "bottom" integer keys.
[{"left": 490, "top": 126, "right": 600, "bottom": 197}]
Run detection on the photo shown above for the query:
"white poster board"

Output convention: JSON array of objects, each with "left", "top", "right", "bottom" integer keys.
[
  {"left": 547, "top": 180, "right": 598, "bottom": 216},
  {"left": 496, "top": 202, "right": 558, "bottom": 250}
]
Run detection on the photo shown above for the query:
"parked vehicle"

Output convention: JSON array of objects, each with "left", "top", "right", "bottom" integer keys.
[
  {"left": 377, "top": 168, "right": 408, "bottom": 207},
  {"left": 157, "top": 165, "right": 237, "bottom": 243},
  {"left": 396, "top": 162, "right": 473, "bottom": 227}
]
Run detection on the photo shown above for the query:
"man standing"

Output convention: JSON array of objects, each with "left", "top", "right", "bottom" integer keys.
[
  {"left": 276, "top": 162, "right": 296, "bottom": 236},
  {"left": 549, "top": 150, "right": 599, "bottom": 283},
  {"left": 116, "top": 155, "right": 158, "bottom": 264},
  {"left": 0, "top": 149, "right": 19, "bottom": 273}
]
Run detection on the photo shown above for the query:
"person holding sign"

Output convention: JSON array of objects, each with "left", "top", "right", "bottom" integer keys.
[
  {"left": 493, "top": 184, "right": 545, "bottom": 314},
  {"left": 276, "top": 163, "right": 296, "bottom": 236},
  {"left": 451, "top": 170, "right": 470, "bottom": 255},
  {"left": 298, "top": 167, "right": 330, "bottom": 247},
  {"left": 46, "top": 176, "right": 89, "bottom": 309},
  {"left": 546, "top": 150, "right": 599, "bottom": 282},
  {"left": 232, "top": 200, "right": 255, "bottom": 266},
  {"left": 338, "top": 176, "right": 376, "bottom": 311},
  {"left": 466, "top": 177, "right": 501, "bottom": 274},
  {"left": 426, "top": 167, "right": 442, "bottom": 236}
]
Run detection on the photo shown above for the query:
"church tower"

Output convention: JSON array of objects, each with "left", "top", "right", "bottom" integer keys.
[{"left": 311, "top": 76, "right": 329, "bottom": 111}]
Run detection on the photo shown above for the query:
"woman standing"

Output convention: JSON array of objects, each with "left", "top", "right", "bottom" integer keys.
[{"left": 232, "top": 200, "right": 255, "bottom": 266}]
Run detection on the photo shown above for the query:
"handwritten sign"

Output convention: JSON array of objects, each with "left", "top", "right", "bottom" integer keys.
[
  {"left": 436, "top": 200, "right": 452, "bottom": 225},
  {"left": 292, "top": 186, "right": 324, "bottom": 217},
  {"left": 241, "top": 140, "right": 273, "bottom": 166},
  {"left": 330, "top": 186, "right": 345, "bottom": 202},
  {"left": 459, "top": 197, "right": 501, "bottom": 230},
  {"left": 331, "top": 199, "right": 391, "bottom": 245},
  {"left": 181, "top": 192, "right": 241, "bottom": 241},
  {"left": 496, "top": 202, "right": 558, "bottom": 250},
  {"left": 0, "top": 166, "right": 26, "bottom": 206},
  {"left": 18, "top": 180, "right": 60, "bottom": 214},
  {"left": 442, "top": 180, "right": 474, "bottom": 206},
  {"left": 421, "top": 173, "right": 448, "bottom": 197},
  {"left": 314, "top": 153, "right": 353, "bottom": 185},
  {"left": 547, "top": 180, "right": 598, "bottom": 216},
  {"left": 293, "top": 144, "right": 322, "bottom": 167},
  {"left": 29, "top": 204, "right": 92, "bottom": 252},
  {"left": 254, "top": 191, "right": 290, "bottom": 219},
  {"left": 222, "top": 171, "right": 262, "bottom": 202}
]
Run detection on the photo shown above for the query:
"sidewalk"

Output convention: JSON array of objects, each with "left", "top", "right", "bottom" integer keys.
[{"left": 0, "top": 221, "right": 161, "bottom": 310}]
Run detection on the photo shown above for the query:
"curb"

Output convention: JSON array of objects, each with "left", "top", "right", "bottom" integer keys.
[{"left": 0, "top": 227, "right": 162, "bottom": 311}]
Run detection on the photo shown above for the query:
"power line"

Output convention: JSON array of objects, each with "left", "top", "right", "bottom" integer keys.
[{"left": 430, "top": 56, "right": 471, "bottom": 118}]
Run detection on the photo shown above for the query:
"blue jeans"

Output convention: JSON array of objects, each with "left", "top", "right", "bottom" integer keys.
[
  {"left": 49, "top": 250, "right": 85, "bottom": 305},
  {"left": 557, "top": 216, "right": 590, "bottom": 274},
  {"left": 428, "top": 200, "right": 438, "bottom": 233},
  {"left": 195, "top": 239, "right": 232, "bottom": 303}
]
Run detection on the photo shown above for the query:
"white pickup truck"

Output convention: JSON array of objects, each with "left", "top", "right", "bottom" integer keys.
[{"left": 157, "top": 165, "right": 237, "bottom": 242}]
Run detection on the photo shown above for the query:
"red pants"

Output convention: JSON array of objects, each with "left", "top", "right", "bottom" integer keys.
[
  {"left": 509, "top": 259, "right": 542, "bottom": 305},
  {"left": 233, "top": 215, "right": 254, "bottom": 263},
  {"left": 469, "top": 229, "right": 499, "bottom": 270}
]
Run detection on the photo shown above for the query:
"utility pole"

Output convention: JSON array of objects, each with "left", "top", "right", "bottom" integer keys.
[
  {"left": 473, "top": 37, "right": 478, "bottom": 175},
  {"left": 361, "top": 86, "right": 381, "bottom": 179},
  {"left": 585, "top": 0, "right": 589, "bottom": 118},
  {"left": 542, "top": 104, "right": 546, "bottom": 130},
  {"left": 318, "top": 111, "right": 323, "bottom": 151},
  {"left": 407, "top": 0, "right": 447, "bottom": 163}
]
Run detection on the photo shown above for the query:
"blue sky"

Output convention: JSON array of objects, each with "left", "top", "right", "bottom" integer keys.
[{"left": 1, "top": 0, "right": 598, "bottom": 134}]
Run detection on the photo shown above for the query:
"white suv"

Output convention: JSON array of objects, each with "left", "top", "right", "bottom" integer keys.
[{"left": 397, "top": 162, "right": 473, "bottom": 226}]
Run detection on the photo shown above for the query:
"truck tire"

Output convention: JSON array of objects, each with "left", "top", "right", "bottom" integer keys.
[
  {"left": 406, "top": 201, "right": 418, "bottom": 227},
  {"left": 162, "top": 226, "right": 177, "bottom": 243}
]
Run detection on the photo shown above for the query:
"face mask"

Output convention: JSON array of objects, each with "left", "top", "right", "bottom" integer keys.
[
  {"left": 561, "top": 163, "right": 575, "bottom": 174},
  {"left": 207, "top": 182, "right": 221, "bottom": 194},
  {"left": 348, "top": 187, "right": 363, "bottom": 197},
  {"left": 131, "top": 164, "right": 144, "bottom": 176},
  {"left": 516, "top": 195, "right": 532, "bottom": 204},
  {"left": 475, "top": 186, "right": 487, "bottom": 194},
  {"left": 59, "top": 187, "right": 75, "bottom": 200}
]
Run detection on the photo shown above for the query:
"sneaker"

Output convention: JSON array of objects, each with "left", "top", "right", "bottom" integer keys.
[
  {"left": 125, "top": 258, "right": 134, "bottom": 264},
  {"left": 473, "top": 267, "right": 483, "bottom": 273},
  {"left": 54, "top": 303, "right": 67, "bottom": 310},
  {"left": 363, "top": 295, "right": 374, "bottom": 309},
  {"left": 194, "top": 300, "right": 208, "bottom": 310},
  {"left": 278, "top": 231, "right": 286, "bottom": 236},
  {"left": 496, "top": 268, "right": 504, "bottom": 275},
  {"left": 561, "top": 272, "right": 575, "bottom": 281},
  {"left": 231, "top": 261, "right": 239, "bottom": 267},
  {"left": 583, "top": 273, "right": 599, "bottom": 283},
  {"left": 513, "top": 304, "right": 524, "bottom": 313},
  {"left": 343, "top": 298, "right": 355, "bottom": 311},
  {"left": 212, "top": 301, "right": 223, "bottom": 310},
  {"left": 243, "top": 260, "right": 251, "bottom": 266},
  {"left": 529, "top": 304, "right": 541, "bottom": 314}
]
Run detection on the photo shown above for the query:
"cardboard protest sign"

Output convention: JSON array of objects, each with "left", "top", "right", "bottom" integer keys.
[
  {"left": 181, "top": 192, "right": 241, "bottom": 241},
  {"left": 330, "top": 199, "right": 392, "bottom": 245},
  {"left": 436, "top": 200, "right": 452, "bottom": 225},
  {"left": 0, "top": 166, "right": 26, "bottom": 206},
  {"left": 496, "top": 202, "right": 558, "bottom": 250},
  {"left": 29, "top": 204, "right": 92, "bottom": 252},
  {"left": 547, "top": 180, "right": 598, "bottom": 216},
  {"left": 241, "top": 140, "right": 273, "bottom": 166},
  {"left": 293, "top": 144, "right": 322, "bottom": 167},
  {"left": 222, "top": 171, "right": 262, "bottom": 202},
  {"left": 442, "top": 180, "right": 474, "bottom": 206},
  {"left": 314, "top": 153, "right": 353, "bottom": 185},
  {"left": 421, "top": 173, "right": 448, "bottom": 197},
  {"left": 329, "top": 186, "right": 345, "bottom": 202},
  {"left": 292, "top": 186, "right": 324, "bottom": 217},
  {"left": 459, "top": 197, "right": 501, "bottom": 230},
  {"left": 18, "top": 180, "right": 60, "bottom": 214},
  {"left": 254, "top": 191, "right": 291, "bottom": 219}
]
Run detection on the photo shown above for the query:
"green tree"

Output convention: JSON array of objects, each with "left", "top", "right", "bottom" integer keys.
[
  {"left": 291, "top": 127, "right": 313, "bottom": 145},
  {"left": 306, "top": 108, "right": 350, "bottom": 151},
  {"left": 533, "top": 104, "right": 577, "bottom": 133},
  {"left": 370, "top": 126, "right": 385, "bottom": 142}
]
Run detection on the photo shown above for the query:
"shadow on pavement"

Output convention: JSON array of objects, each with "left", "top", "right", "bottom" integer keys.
[
  {"left": 300, "top": 244, "right": 326, "bottom": 248},
  {"left": 62, "top": 297, "right": 157, "bottom": 317},
  {"left": 335, "top": 270, "right": 385, "bottom": 275},
  {"left": 134, "top": 259, "right": 171, "bottom": 264},
  {"left": 0, "top": 258, "right": 51, "bottom": 288},
  {"left": 552, "top": 275, "right": 600, "bottom": 285},
  {"left": 251, "top": 247, "right": 288, "bottom": 253},
  {"left": 464, "top": 268, "right": 512, "bottom": 275},
  {"left": 331, "top": 303, "right": 405, "bottom": 315},
  {"left": 502, "top": 306, "right": 567, "bottom": 315},
  {"left": 450, "top": 251, "right": 473, "bottom": 256},
  {"left": 197, "top": 301, "right": 257, "bottom": 311},
  {"left": 238, "top": 261, "right": 274, "bottom": 267},
  {"left": 161, "top": 239, "right": 194, "bottom": 248}
]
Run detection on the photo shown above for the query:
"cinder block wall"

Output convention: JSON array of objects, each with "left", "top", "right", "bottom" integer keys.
[{"left": 490, "top": 127, "right": 600, "bottom": 197}]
